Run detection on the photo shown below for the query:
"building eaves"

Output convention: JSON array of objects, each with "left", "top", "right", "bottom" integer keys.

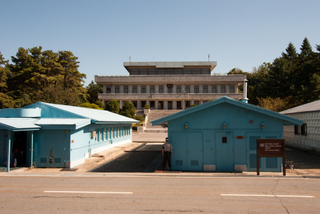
[{"left": 0, "top": 118, "right": 41, "bottom": 131}]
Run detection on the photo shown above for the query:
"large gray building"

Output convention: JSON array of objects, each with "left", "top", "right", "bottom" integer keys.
[{"left": 95, "top": 61, "right": 246, "bottom": 110}]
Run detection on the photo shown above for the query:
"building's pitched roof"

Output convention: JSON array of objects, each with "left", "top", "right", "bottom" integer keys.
[
  {"left": 151, "top": 96, "right": 303, "bottom": 126},
  {"left": 35, "top": 119, "right": 91, "bottom": 130},
  {"left": 280, "top": 99, "right": 320, "bottom": 115},
  {"left": 27, "top": 102, "right": 139, "bottom": 124},
  {"left": 0, "top": 118, "right": 41, "bottom": 131}
]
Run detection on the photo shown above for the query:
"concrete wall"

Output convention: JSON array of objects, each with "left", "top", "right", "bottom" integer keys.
[
  {"left": 283, "top": 112, "right": 320, "bottom": 153},
  {"left": 167, "top": 103, "right": 283, "bottom": 172}
]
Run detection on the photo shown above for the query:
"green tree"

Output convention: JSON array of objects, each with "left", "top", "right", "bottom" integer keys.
[
  {"left": 105, "top": 100, "right": 120, "bottom": 113},
  {"left": 7, "top": 47, "right": 87, "bottom": 107},
  {"left": 0, "top": 52, "right": 15, "bottom": 108},
  {"left": 85, "top": 81, "right": 102, "bottom": 104},
  {"left": 120, "top": 101, "right": 136, "bottom": 118}
]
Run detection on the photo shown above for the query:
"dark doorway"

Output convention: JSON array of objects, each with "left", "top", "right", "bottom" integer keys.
[
  {"left": 168, "top": 101, "right": 173, "bottom": 109},
  {"left": 13, "top": 132, "right": 27, "bottom": 167},
  {"left": 177, "top": 101, "right": 182, "bottom": 109}
]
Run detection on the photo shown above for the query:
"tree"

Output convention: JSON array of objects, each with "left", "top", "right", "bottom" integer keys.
[
  {"left": 85, "top": 81, "right": 102, "bottom": 104},
  {"left": 0, "top": 52, "right": 15, "bottom": 108},
  {"left": 105, "top": 100, "right": 120, "bottom": 113},
  {"left": 120, "top": 101, "right": 136, "bottom": 118},
  {"left": 7, "top": 47, "right": 87, "bottom": 107}
]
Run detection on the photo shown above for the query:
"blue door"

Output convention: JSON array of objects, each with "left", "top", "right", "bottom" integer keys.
[
  {"left": 186, "top": 132, "right": 203, "bottom": 171},
  {"left": 216, "top": 132, "right": 234, "bottom": 171}
]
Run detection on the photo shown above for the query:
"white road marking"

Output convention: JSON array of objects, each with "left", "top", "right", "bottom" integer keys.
[
  {"left": 221, "top": 194, "right": 315, "bottom": 198},
  {"left": 44, "top": 191, "right": 133, "bottom": 195}
]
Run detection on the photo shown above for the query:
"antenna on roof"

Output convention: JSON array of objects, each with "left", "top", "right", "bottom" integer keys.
[
  {"left": 129, "top": 55, "right": 131, "bottom": 62},
  {"left": 208, "top": 54, "right": 210, "bottom": 61}
]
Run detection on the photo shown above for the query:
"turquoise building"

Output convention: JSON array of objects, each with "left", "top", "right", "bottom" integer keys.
[
  {"left": 0, "top": 102, "right": 138, "bottom": 170},
  {"left": 152, "top": 96, "right": 303, "bottom": 172}
]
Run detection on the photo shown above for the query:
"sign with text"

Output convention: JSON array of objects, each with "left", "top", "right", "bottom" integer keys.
[
  {"left": 258, "top": 139, "right": 284, "bottom": 155},
  {"left": 256, "top": 139, "right": 286, "bottom": 176}
]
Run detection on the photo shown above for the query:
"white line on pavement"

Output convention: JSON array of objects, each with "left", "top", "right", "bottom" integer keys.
[
  {"left": 221, "top": 194, "right": 315, "bottom": 198},
  {"left": 44, "top": 191, "right": 133, "bottom": 195}
]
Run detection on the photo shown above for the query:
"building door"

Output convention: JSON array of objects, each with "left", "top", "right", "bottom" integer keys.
[
  {"left": 171, "top": 132, "right": 203, "bottom": 171},
  {"left": 216, "top": 132, "right": 234, "bottom": 171},
  {"left": 158, "top": 101, "right": 163, "bottom": 109}
]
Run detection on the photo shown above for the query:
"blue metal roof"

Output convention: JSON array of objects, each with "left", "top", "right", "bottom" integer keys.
[
  {"left": 35, "top": 119, "right": 91, "bottom": 130},
  {"left": 27, "top": 102, "right": 139, "bottom": 124},
  {"left": 151, "top": 96, "right": 303, "bottom": 126},
  {"left": 0, "top": 118, "right": 41, "bottom": 131}
]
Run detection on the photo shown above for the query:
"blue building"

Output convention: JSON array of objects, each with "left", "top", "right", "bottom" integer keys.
[
  {"left": 0, "top": 102, "right": 138, "bottom": 170},
  {"left": 152, "top": 96, "right": 303, "bottom": 172}
]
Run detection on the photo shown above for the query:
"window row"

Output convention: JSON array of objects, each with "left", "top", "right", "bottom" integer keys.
[
  {"left": 294, "top": 123, "right": 307, "bottom": 136},
  {"left": 106, "top": 85, "right": 236, "bottom": 94},
  {"left": 95, "top": 126, "right": 131, "bottom": 142}
]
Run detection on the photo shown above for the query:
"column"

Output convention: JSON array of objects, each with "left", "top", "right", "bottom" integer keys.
[
  {"left": 147, "top": 85, "right": 150, "bottom": 94},
  {"left": 103, "top": 85, "right": 106, "bottom": 93},
  {"left": 137, "top": 85, "right": 141, "bottom": 94},
  {"left": 120, "top": 85, "right": 124, "bottom": 93},
  {"left": 191, "top": 85, "right": 194, "bottom": 93},
  {"left": 111, "top": 85, "right": 115, "bottom": 93},
  {"left": 155, "top": 85, "right": 159, "bottom": 93},
  {"left": 173, "top": 101, "right": 177, "bottom": 109},
  {"left": 129, "top": 85, "right": 132, "bottom": 93},
  {"left": 155, "top": 100, "right": 159, "bottom": 109},
  {"left": 164, "top": 101, "right": 168, "bottom": 110},
  {"left": 7, "top": 131, "right": 11, "bottom": 172},
  {"left": 30, "top": 131, "right": 34, "bottom": 167},
  {"left": 182, "top": 85, "right": 185, "bottom": 94},
  {"left": 200, "top": 85, "right": 203, "bottom": 93},
  {"left": 182, "top": 100, "right": 185, "bottom": 110},
  {"left": 137, "top": 100, "right": 141, "bottom": 109},
  {"left": 119, "top": 100, "right": 123, "bottom": 109}
]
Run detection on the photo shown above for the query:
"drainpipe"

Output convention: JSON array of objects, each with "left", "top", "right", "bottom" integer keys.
[{"left": 241, "top": 79, "right": 249, "bottom": 103}]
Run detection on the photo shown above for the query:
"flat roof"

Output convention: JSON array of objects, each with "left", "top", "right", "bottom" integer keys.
[{"left": 124, "top": 61, "right": 217, "bottom": 71}]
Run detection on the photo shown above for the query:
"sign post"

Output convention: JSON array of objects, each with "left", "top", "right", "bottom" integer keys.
[{"left": 257, "top": 139, "right": 286, "bottom": 176}]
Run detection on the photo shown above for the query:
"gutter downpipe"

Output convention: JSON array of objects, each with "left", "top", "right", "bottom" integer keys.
[{"left": 30, "top": 131, "right": 34, "bottom": 167}]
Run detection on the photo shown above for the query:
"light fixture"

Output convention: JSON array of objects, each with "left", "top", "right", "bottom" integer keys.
[
  {"left": 261, "top": 123, "right": 265, "bottom": 129},
  {"left": 185, "top": 122, "right": 188, "bottom": 129},
  {"left": 222, "top": 122, "right": 227, "bottom": 130}
]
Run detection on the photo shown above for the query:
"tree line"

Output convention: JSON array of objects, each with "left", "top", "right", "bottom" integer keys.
[
  {"left": 1, "top": 38, "right": 319, "bottom": 113},
  {"left": 0, "top": 46, "right": 103, "bottom": 109},
  {"left": 229, "top": 37, "right": 320, "bottom": 111}
]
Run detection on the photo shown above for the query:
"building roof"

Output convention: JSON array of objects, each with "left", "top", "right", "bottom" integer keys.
[
  {"left": 35, "top": 119, "right": 91, "bottom": 130},
  {"left": 151, "top": 96, "right": 303, "bottom": 126},
  {"left": 0, "top": 118, "right": 41, "bottom": 131},
  {"left": 124, "top": 61, "right": 217, "bottom": 71},
  {"left": 280, "top": 99, "right": 320, "bottom": 115},
  {"left": 28, "top": 102, "right": 139, "bottom": 124}
]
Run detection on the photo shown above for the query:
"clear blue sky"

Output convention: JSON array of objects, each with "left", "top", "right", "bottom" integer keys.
[{"left": 1, "top": 0, "right": 320, "bottom": 86}]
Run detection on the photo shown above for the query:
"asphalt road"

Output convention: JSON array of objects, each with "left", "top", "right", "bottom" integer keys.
[{"left": 0, "top": 175, "right": 319, "bottom": 213}]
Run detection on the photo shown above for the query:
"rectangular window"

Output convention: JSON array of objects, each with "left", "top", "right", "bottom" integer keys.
[
  {"left": 150, "top": 85, "right": 155, "bottom": 93},
  {"left": 132, "top": 86, "right": 137, "bottom": 93},
  {"left": 301, "top": 123, "right": 307, "bottom": 136},
  {"left": 106, "top": 86, "right": 111, "bottom": 93},
  {"left": 186, "top": 101, "right": 191, "bottom": 108},
  {"left": 176, "top": 85, "right": 181, "bottom": 93},
  {"left": 185, "top": 85, "right": 190, "bottom": 93},
  {"left": 141, "top": 85, "right": 146, "bottom": 93},
  {"left": 159, "top": 85, "right": 164, "bottom": 93},
  {"left": 294, "top": 125, "right": 301, "bottom": 135},
  {"left": 212, "top": 85, "right": 217, "bottom": 93},
  {"left": 115, "top": 86, "right": 120, "bottom": 93},
  {"left": 203, "top": 85, "right": 208, "bottom": 93},
  {"left": 167, "top": 84, "right": 173, "bottom": 93},
  {"left": 229, "top": 85, "right": 235, "bottom": 93},
  {"left": 124, "top": 86, "right": 129, "bottom": 93},
  {"left": 194, "top": 85, "right": 199, "bottom": 93},
  {"left": 221, "top": 85, "right": 226, "bottom": 93},
  {"left": 150, "top": 101, "right": 155, "bottom": 108}
]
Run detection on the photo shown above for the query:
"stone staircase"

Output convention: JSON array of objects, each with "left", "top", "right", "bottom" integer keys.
[{"left": 144, "top": 110, "right": 182, "bottom": 133}]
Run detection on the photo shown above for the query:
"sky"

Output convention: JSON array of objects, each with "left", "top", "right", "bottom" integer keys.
[{"left": 1, "top": 0, "right": 320, "bottom": 86}]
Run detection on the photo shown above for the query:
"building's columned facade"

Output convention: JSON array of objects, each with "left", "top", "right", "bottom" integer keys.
[{"left": 95, "top": 61, "right": 246, "bottom": 110}]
